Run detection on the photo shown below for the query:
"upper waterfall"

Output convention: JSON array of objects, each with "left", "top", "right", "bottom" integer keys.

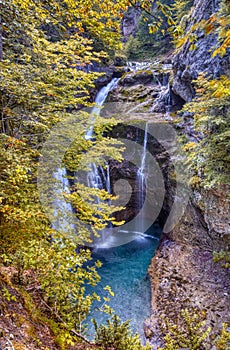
[{"left": 86, "top": 77, "right": 119, "bottom": 140}]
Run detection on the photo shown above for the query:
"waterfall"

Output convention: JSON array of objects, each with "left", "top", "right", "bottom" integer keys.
[
  {"left": 136, "top": 122, "right": 148, "bottom": 231},
  {"left": 86, "top": 77, "right": 118, "bottom": 200},
  {"left": 86, "top": 78, "right": 119, "bottom": 140},
  {"left": 139, "top": 121, "right": 148, "bottom": 175},
  {"left": 99, "top": 164, "right": 111, "bottom": 195},
  {"left": 127, "top": 61, "right": 151, "bottom": 71},
  {"left": 52, "top": 79, "right": 118, "bottom": 234},
  {"left": 94, "top": 78, "right": 119, "bottom": 109},
  {"left": 87, "top": 163, "right": 104, "bottom": 191}
]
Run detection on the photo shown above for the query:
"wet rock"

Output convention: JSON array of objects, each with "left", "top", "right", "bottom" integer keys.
[
  {"left": 113, "top": 66, "right": 127, "bottom": 78},
  {"left": 144, "top": 321, "right": 154, "bottom": 339},
  {"left": 94, "top": 68, "right": 114, "bottom": 88}
]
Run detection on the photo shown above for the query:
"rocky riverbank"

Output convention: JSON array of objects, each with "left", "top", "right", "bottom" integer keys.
[
  {"left": 145, "top": 187, "right": 229, "bottom": 348},
  {"left": 146, "top": 236, "right": 229, "bottom": 349}
]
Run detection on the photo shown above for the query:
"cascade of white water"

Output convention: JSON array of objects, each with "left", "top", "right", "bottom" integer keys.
[
  {"left": 106, "top": 164, "right": 111, "bottom": 195},
  {"left": 86, "top": 77, "right": 119, "bottom": 197},
  {"left": 136, "top": 122, "right": 148, "bottom": 232},
  {"left": 52, "top": 79, "right": 118, "bottom": 234},
  {"left": 86, "top": 78, "right": 119, "bottom": 140},
  {"left": 87, "top": 163, "right": 103, "bottom": 190},
  {"left": 127, "top": 61, "right": 151, "bottom": 71},
  {"left": 139, "top": 121, "right": 148, "bottom": 176},
  {"left": 98, "top": 164, "right": 111, "bottom": 195},
  {"left": 86, "top": 77, "right": 119, "bottom": 244}
]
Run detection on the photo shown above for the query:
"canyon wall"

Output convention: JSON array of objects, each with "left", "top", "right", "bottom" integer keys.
[{"left": 145, "top": 0, "right": 230, "bottom": 348}]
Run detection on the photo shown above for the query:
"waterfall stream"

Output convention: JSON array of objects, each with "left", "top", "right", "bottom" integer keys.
[
  {"left": 137, "top": 122, "right": 148, "bottom": 233},
  {"left": 53, "top": 70, "right": 162, "bottom": 342},
  {"left": 83, "top": 78, "right": 161, "bottom": 342},
  {"left": 86, "top": 77, "right": 119, "bottom": 140},
  {"left": 86, "top": 77, "right": 119, "bottom": 194}
]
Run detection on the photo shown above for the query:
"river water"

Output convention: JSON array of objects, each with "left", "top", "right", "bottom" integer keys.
[{"left": 85, "top": 222, "right": 161, "bottom": 340}]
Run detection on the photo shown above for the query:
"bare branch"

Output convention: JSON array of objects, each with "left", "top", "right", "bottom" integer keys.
[{"left": 128, "top": 0, "right": 158, "bottom": 21}]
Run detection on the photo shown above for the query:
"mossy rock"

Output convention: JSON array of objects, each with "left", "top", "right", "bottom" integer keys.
[
  {"left": 113, "top": 66, "right": 127, "bottom": 78},
  {"left": 120, "top": 70, "right": 153, "bottom": 86}
]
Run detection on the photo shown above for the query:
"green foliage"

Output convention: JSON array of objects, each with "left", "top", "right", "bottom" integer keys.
[
  {"left": 183, "top": 74, "right": 230, "bottom": 188},
  {"left": 215, "top": 323, "right": 230, "bottom": 350},
  {"left": 206, "top": 0, "right": 230, "bottom": 58},
  {"left": 213, "top": 250, "right": 230, "bottom": 268},
  {"left": 134, "top": 12, "right": 172, "bottom": 59},
  {"left": 122, "top": 1, "right": 191, "bottom": 60},
  {"left": 0, "top": 0, "right": 126, "bottom": 249},
  {"left": 10, "top": 235, "right": 102, "bottom": 333},
  {"left": 2, "top": 287, "right": 17, "bottom": 302},
  {"left": 159, "top": 309, "right": 211, "bottom": 349},
  {"left": 171, "top": 0, "right": 193, "bottom": 24},
  {"left": 166, "top": 0, "right": 194, "bottom": 48},
  {"left": 123, "top": 35, "right": 141, "bottom": 59},
  {"left": 0, "top": 0, "right": 127, "bottom": 347},
  {"left": 0, "top": 135, "right": 48, "bottom": 252},
  {"left": 93, "top": 314, "right": 151, "bottom": 350},
  {"left": 124, "top": 0, "right": 193, "bottom": 56}
]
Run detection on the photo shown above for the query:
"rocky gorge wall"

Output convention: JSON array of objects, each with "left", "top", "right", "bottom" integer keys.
[
  {"left": 145, "top": 0, "right": 229, "bottom": 348},
  {"left": 172, "top": 0, "right": 230, "bottom": 103}
]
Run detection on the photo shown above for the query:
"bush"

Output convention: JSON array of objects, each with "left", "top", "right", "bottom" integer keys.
[{"left": 93, "top": 315, "right": 151, "bottom": 350}]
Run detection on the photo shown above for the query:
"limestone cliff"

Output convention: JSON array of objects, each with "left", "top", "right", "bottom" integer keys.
[
  {"left": 146, "top": 0, "right": 230, "bottom": 348},
  {"left": 121, "top": 7, "right": 140, "bottom": 41},
  {"left": 172, "top": 0, "right": 230, "bottom": 102}
]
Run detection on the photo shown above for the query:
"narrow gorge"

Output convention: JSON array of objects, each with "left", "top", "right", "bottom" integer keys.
[
  {"left": 0, "top": 0, "right": 229, "bottom": 349},
  {"left": 83, "top": 0, "right": 230, "bottom": 346}
]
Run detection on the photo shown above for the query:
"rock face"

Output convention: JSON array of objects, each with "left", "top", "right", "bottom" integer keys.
[
  {"left": 120, "top": 70, "right": 154, "bottom": 86},
  {"left": 146, "top": 187, "right": 229, "bottom": 349},
  {"left": 145, "top": 0, "right": 230, "bottom": 348},
  {"left": 106, "top": 60, "right": 182, "bottom": 114},
  {"left": 146, "top": 238, "right": 229, "bottom": 349},
  {"left": 122, "top": 7, "right": 140, "bottom": 41},
  {"left": 172, "top": 0, "right": 230, "bottom": 102}
]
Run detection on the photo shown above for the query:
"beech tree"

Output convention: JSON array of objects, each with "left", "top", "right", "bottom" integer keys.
[{"left": 0, "top": 0, "right": 127, "bottom": 346}]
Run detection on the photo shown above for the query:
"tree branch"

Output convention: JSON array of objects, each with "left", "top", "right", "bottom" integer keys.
[
  {"left": 128, "top": 0, "right": 158, "bottom": 21},
  {"left": 39, "top": 297, "right": 94, "bottom": 345}
]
